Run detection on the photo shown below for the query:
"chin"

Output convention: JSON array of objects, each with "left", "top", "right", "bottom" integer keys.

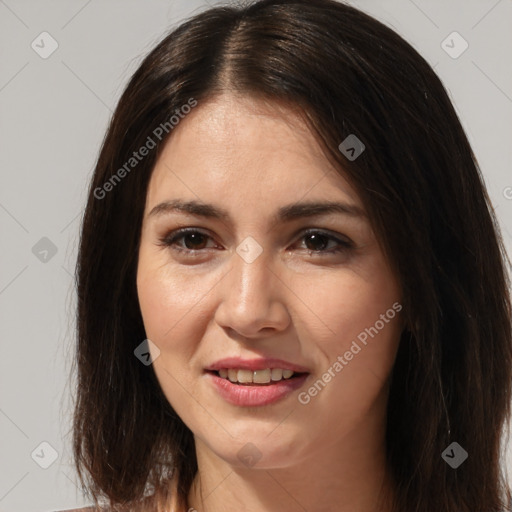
[{"left": 208, "top": 429, "right": 309, "bottom": 470}]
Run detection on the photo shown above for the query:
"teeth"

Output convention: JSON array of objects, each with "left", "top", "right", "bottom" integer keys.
[
  {"left": 271, "top": 368, "right": 283, "bottom": 381},
  {"left": 216, "top": 368, "right": 297, "bottom": 384},
  {"left": 238, "top": 369, "right": 253, "bottom": 383},
  {"left": 253, "top": 369, "right": 271, "bottom": 383}
]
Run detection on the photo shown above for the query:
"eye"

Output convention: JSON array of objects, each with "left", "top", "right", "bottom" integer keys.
[
  {"left": 158, "top": 227, "right": 353, "bottom": 256},
  {"left": 158, "top": 228, "right": 217, "bottom": 253},
  {"left": 293, "top": 229, "right": 353, "bottom": 255}
]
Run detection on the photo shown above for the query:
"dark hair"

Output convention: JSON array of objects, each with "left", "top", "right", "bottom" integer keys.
[{"left": 73, "top": 0, "right": 512, "bottom": 510}]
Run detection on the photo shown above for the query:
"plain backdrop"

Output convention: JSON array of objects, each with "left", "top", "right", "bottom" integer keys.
[{"left": 0, "top": 0, "right": 511, "bottom": 511}]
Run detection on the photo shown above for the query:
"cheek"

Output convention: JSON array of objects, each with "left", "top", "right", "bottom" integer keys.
[
  {"left": 136, "top": 248, "right": 213, "bottom": 343},
  {"left": 136, "top": 249, "right": 226, "bottom": 402},
  {"left": 303, "top": 262, "right": 402, "bottom": 406},
  {"left": 136, "top": 255, "right": 210, "bottom": 411},
  {"left": 306, "top": 263, "right": 401, "bottom": 348}
]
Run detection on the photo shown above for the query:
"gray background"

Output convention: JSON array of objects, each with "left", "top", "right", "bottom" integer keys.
[{"left": 0, "top": 0, "right": 511, "bottom": 511}]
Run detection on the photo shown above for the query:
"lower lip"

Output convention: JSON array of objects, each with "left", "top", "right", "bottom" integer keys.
[{"left": 206, "top": 371, "right": 309, "bottom": 407}]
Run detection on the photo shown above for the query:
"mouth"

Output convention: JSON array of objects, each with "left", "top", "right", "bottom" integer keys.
[
  {"left": 204, "top": 357, "right": 311, "bottom": 406},
  {"left": 205, "top": 368, "right": 309, "bottom": 386},
  {"left": 204, "top": 367, "right": 311, "bottom": 407}
]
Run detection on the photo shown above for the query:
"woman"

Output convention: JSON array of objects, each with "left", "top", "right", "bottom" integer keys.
[{"left": 71, "top": 0, "right": 512, "bottom": 511}]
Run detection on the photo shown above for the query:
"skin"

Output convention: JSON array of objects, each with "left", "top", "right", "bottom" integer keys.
[{"left": 137, "top": 94, "right": 405, "bottom": 512}]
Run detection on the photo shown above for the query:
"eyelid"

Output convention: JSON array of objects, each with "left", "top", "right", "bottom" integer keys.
[
  {"left": 157, "top": 226, "right": 354, "bottom": 255},
  {"left": 299, "top": 228, "right": 352, "bottom": 246},
  {"left": 157, "top": 227, "right": 217, "bottom": 249}
]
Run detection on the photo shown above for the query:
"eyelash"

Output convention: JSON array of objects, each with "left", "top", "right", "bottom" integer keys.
[{"left": 157, "top": 227, "right": 353, "bottom": 256}]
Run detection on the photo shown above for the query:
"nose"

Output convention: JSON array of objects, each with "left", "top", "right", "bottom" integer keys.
[{"left": 214, "top": 248, "right": 291, "bottom": 338}]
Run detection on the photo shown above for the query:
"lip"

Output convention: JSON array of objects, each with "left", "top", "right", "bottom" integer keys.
[
  {"left": 205, "top": 357, "right": 310, "bottom": 373},
  {"left": 205, "top": 371, "right": 310, "bottom": 407}
]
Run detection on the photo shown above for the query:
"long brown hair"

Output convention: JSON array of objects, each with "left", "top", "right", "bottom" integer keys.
[{"left": 73, "top": 1, "right": 512, "bottom": 510}]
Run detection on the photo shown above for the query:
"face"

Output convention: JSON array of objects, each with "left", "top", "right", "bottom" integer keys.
[{"left": 136, "top": 93, "right": 404, "bottom": 469}]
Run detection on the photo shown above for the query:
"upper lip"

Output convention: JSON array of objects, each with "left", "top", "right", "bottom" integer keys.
[{"left": 205, "top": 357, "right": 310, "bottom": 373}]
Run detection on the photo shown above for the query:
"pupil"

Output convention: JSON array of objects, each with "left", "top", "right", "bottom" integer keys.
[
  {"left": 185, "top": 233, "right": 206, "bottom": 249},
  {"left": 305, "top": 233, "right": 327, "bottom": 251}
]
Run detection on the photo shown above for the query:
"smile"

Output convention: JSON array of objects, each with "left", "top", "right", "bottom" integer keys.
[
  {"left": 217, "top": 367, "right": 297, "bottom": 384},
  {"left": 205, "top": 369, "right": 310, "bottom": 407}
]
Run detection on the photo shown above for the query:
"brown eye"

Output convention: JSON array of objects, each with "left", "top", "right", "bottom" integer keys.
[
  {"left": 179, "top": 232, "right": 208, "bottom": 250},
  {"left": 158, "top": 227, "right": 352, "bottom": 257},
  {"left": 303, "top": 233, "right": 330, "bottom": 251},
  {"left": 297, "top": 230, "right": 353, "bottom": 254},
  {"left": 159, "top": 228, "right": 215, "bottom": 252}
]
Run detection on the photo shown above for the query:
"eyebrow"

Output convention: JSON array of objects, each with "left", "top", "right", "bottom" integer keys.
[{"left": 148, "top": 198, "right": 367, "bottom": 223}]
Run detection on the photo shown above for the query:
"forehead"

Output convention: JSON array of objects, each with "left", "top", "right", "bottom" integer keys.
[{"left": 145, "top": 94, "right": 363, "bottom": 212}]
